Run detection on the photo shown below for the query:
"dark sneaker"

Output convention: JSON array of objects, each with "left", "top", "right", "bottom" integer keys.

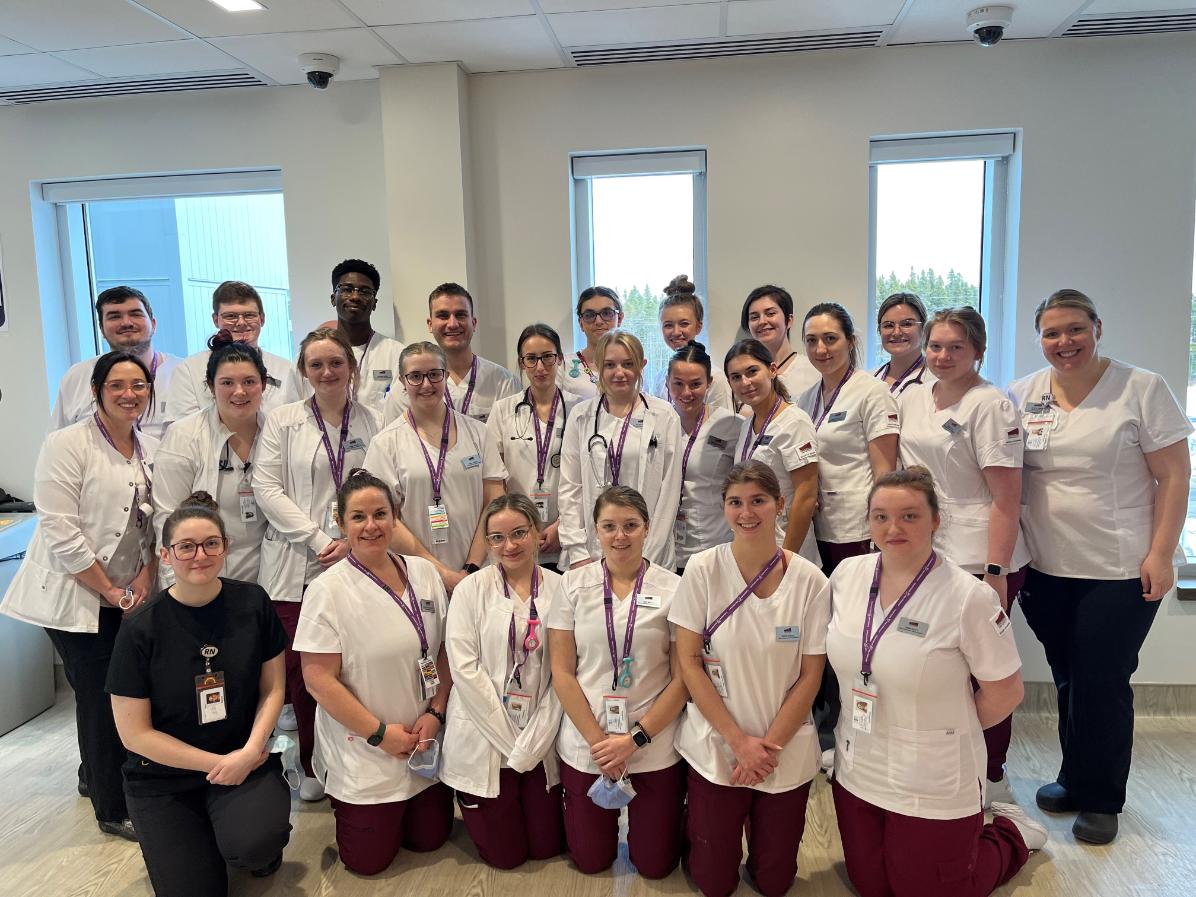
[
  {"left": 252, "top": 854, "right": 284, "bottom": 878},
  {"left": 98, "top": 819, "right": 138, "bottom": 842},
  {"left": 1035, "top": 781, "right": 1077, "bottom": 813},
  {"left": 1073, "top": 811, "right": 1118, "bottom": 845}
]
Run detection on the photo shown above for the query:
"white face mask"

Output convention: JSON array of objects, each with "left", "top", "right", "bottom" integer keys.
[
  {"left": 587, "top": 773, "right": 637, "bottom": 810},
  {"left": 407, "top": 737, "right": 442, "bottom": 779}
]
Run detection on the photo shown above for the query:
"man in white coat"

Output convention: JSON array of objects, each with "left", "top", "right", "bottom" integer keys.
[{"left": 330, "top": 258, "right": 405, "bottom": 416}]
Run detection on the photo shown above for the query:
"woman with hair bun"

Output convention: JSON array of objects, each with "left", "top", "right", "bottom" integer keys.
[
  {"left": 154, "top": 331, "right": 269, "bottom": 585},
  {"left": 653, "top": 275, "right": 733, "bottom": 411},
  {"left": 108, "top": 491, "right": 291, "bottom": 896}
]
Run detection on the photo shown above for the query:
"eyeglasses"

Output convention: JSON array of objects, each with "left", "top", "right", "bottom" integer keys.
[
  {"left": 168, "top": 537, "right": 228, "bottom": 560},
  {"left": 519, "top": 352, "right": 561, "bottom": 370},
  {"left": 402, "top": 368, "right": 446, "bottom": 386},
  {"left": 335, "top": 284, "right": 377, "bottom": 299},
  {"left": 597, "top": 520, "right": 644, "bottom": 537},
  {"left": 103, "top": 380, "right": 150, "bottom": 395},
  {"left": 485, "top": 527, "right": 532, "bottom": 547},
  {"left": 880, "top": 319, "right": 921, "bottom": 333},
  {"left": 579, "top": 308, "right": 619, "bottom": 324},
  {"left": 218, "top": 312, "right": 262, "bottom": 325}
]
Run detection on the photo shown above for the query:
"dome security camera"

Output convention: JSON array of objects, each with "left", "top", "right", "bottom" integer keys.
[
  {"left": 967, "top": 6, "right": 1013, "bottom": 47},
  {"left": 299, "top": 52, "right": 340, "bottom": 89}
]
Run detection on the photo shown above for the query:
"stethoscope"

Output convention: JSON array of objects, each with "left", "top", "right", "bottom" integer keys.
[
  {"left": 218, "top": 441, "right": 252, "bottom": 476},
  {"left": 586, "top": 393, "right": 654, "bottom": 486},
  {"left": 513, "top": 388, "right": 570, "bottom": 440}
]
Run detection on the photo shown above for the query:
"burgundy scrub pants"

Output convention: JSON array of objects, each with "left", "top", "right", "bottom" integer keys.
[
  {"left": 558, "top": 760, "right": 685, "bottom": 878},
  {"left": 686, "top": 769, "right": 812, "bottom": 897},
  {"left": 272, "top": 600, "right": 316, "bottom": 777},
  {"left": 455, "top": 764, "right": 566, "bottom": 869},
  {"left": 832, "top": 781, "right": 1029, "bottom": 897},
  {"left": 329, "top": 782, "right": 454, "bottom": 876}
]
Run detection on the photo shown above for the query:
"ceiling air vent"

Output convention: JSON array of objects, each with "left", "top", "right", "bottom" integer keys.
[
  {"left": 570, "top": 30, "right": 883, "bottom": 66},
  {"left": 0, "top": 71, "right": 268, "bottom": 106},
  {"left": 1063, "top": 12, "right": 1196, "bottom": 38}
]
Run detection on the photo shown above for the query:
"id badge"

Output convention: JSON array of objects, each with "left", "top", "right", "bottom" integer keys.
[
  {"left": 238, "top": 486, "right": 257, "bottom": 522},
  {"left": 1025, "top": 426, "right": 1050, "bottom": 451},
  {"left": 635, "top": 593, "right": 661, "bottom": 609},
  {"left": 325, "top": 501, "right": 341, "bottom": 538},
  {"left": 532, "top": 491, "right": 552, "bottom": 519},
  {"left": 703, "top": 657, "right": 729, "bottom": 698},
  {"left": 418, "top": 655, "right": 440, "bottom": 698},
  {"left": 504, "top": 689, "right": 531, "bottom": 728},
  {"left": 603, "top": 694, "right": 629, "bottom": 734},
  {"left": 673, "top": 512, "right": 687, "bottom": 544},
  {"left": 195, "top": 671, "right": 227, "bottom": 725},
  {"left": 428, "top": 504, "right": 450, "bottom": 545},
  {"left": 851, "top": 677, "right": 878, "bottom": 734},
  {"left": 420, "top": 598, "right": 436, "bottom": 614}
]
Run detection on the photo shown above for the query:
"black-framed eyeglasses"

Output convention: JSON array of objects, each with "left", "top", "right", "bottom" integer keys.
[
  {"left": 335, "top": 284, "right": 377, "bottom": 299},
  {"left": 402, "top": 368, "right": 447, "bottom": 386},
  {"left": 519, "top": 352, "right": 561, "bottom": 370},
  {"left": 579, "top": 308, "right": 619, "bottom": 324},
  {"left": 168, "top": 537, "right": 228, "bottom": 560}
]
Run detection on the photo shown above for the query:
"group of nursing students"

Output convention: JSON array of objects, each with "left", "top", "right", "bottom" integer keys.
[{"left": 2, "top": 269, "right": 1189, "bottom": 897}]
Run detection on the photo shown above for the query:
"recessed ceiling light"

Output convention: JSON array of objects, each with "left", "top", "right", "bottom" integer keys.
[{"left": 209, "top": 0, "right": 264, "bottom": 12}]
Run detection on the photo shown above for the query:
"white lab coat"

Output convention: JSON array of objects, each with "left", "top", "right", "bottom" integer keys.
[
  {"left": 1, "top": 419, "right": 158, "bottom": 633},
  {"left": 383, "top": 354, "right": 520, "bottom": 425},
  {"left": 166, "top": 348, "right": 306, "bottom": 421},
  {"left": 558, "top": 393, "right": 683, "bottom": 570},
  {"left": 352, "top": 332, "right": 406, "bottom": 416},
  {"left": 441, "top": 566, "right": 564, "bottom": 798},
  {"left": 49, "top": 352, "right": 183, "bottom": 441},
  {"left": 253, "top": 399, "right": 381, "bottom": 601}
]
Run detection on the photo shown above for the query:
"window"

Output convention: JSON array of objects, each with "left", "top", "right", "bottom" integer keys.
[
  {"left": 41, "top": 171, "right": 292, "bottom": 363},
  {"left": 868, "top": 133, "right": 1015, "bottom": 381},
  {"left": 571, "top": 150, "right": 707, "bottom": 378},
  {"left": 1183, "top": 225, "right": 1196, "bottom": 564}
]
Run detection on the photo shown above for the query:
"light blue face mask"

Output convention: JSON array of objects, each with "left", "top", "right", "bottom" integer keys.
[
  {"left": 587, "top": 774, "right": 637, "bottom": 810},
  {"left": 408, "top": 737, "right": 442, "bottom": 780}
]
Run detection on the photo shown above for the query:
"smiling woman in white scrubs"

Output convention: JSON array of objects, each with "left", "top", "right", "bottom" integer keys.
[
  {"left": 558, "top": 330, "right": 683, "bottom": 570},
  {"left": 740, "top": 284, "right": 821, "bottom": 399},
  {"left": 874, "top": 292, "right": 933, "bottom": 396},
  {"left": 442, "top": 494, "right": 566, "bottom": 869},
  {"left": 1009, "top": 289, "right": 1192, "bottom": 846},
  {"left": 826, "top": 468, "right": 1045, "bottom": 897},
  {"left": 671, "top": 462, "right": 830, "bottom": 897},
  {"left": 562, "top": 286, "right": 623, "bottom": 399},
  {"left": 296, "top": 469, "right": 453, "bottom": 876},
  {"left": 650, "top": 276, "right": 733, "bottom": 410}
]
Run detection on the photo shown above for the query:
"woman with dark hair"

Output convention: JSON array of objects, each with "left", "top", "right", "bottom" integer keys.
[
  {"left": 563, "top": 287, "right": 624, "bottom": 399},
  {"left": 108, "top": 492, "right": 290, "bottom": 896},
  {"left": 668, "top": 340, "right": 741, "bottom": 571},
  {"left": 653, "top": 275, "right": 733, "bottom": 410},
  {"left": 548, "top": 485, "right": 687, "bottom": 879},
  {"left": 485, "top": 324, "right": 583, "bottom": 570},
  {"left": 296, "top": 469, "right": 453, "bottom": 876},
  {"left": 441, "top": 494, "right": 566, "bottom": 869},
  {"left": 740, "top": 284, "right": 819, "bottom": 398},
  {"left": 154, "top": 331, "right": 269, "bottom": 585},
  {"left": 2, "top": 349, "right": 158, "bottom": 841},
  {"left": 874, "top": 292, "right": 933, "bottom": 395}
]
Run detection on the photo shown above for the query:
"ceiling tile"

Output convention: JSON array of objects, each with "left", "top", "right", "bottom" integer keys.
[
  {"left": 888, "top": 0, "right": 1086, "bottom": 44},
  {"left": 211, "top": 28, "right": 402, "bottom": 84},
  {"left": 0, "top": 0, "right": 183, "bottom": 51},
  {"left": 548, "top": 4, "right": 722, "bottom": 46},
  {"left": 55, "top": 40, "right": 238, "bottom": 78},
  {"left": 0, "top": 34, "right": 36, "bottom": 56},
  {"left": 136, "top": 0, "right": 357, "bottom": 39},
  {"left": 727, "top": 0, "right": 905, "bottom": 36},
  {"left": 340, "top": 1, "right": 533, "bottom": 26},
  {"left": 1085, "top": 1, "right": 1196, "bottom": 12},
  {"left": 374, "top": 17, "right": 562, "bottom": 72},
  {"left": 0, "top": 53, "right": 102, "bottom": 87},
  {"left": 539, "top": 1, "right": 699, "bottom": 11}
]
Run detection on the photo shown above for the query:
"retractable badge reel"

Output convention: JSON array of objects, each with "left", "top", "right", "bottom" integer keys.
[{"left": 195, "top": 645, "right": 227, "bottom": 725}]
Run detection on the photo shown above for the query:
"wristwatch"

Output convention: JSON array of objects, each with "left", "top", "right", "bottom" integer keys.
[
  {"left": 366, "top": 720, "right": 387, "bottom": 747},
  {"left": 462, "top": 562, "right": 481, "bottom": 574},
  {"left": 631, "top": 723, "right": 652, "bottom": 749},
  {"left": 984, "top": 563, "right": 1008, "bottom": 576}
]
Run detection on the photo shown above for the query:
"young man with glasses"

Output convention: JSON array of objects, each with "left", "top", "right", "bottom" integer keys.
[
  {"left": 383, "top": 282, "right": 520, "bottom": 425},
  {"left": 330, "top": 258, "right": 405, "bottom": 415},
  {"left": 49, "top": 286, "right": 183, "bottom": 439},
  {"left": 166, "top": 281, "right": 305, "bottom": 420}
]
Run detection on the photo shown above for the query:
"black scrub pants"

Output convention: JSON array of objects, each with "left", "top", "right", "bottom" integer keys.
[
  {"left": 126, "top": 756, "right": 292, "bottom": 897},
  {"left": 1020, "top": 568, "right": 1160, "bottom": 814},
  {"left": 46, "top": 606, "right": 127, "bottom": 824}
]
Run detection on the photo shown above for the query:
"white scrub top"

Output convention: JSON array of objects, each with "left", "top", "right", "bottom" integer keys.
[
  {"left": 796, "top": 373, "right": 901, "bottom": 544},
  {"left": 669, "top": 545, "right": 830, "bottom": 793},
  {"left": 166, "top": 348, "right": 305, "bottom": 421},
  {"left": 548, "top": 561, "right": 681, "bottom": 775},
  {"left": 383, "top": 354, "right": 520, "bottom": 425},
  {"left": 733, "top": 404, "right": 821, "bottom": 566},
  {"left": 898, "top": 382, "right": 1030, "bottom": 574},
  {"left": 874, "top": 360, "right": 936, "bottom": 398},
  {"left": 650, "top": 367, "right": 735, "bottom": 412},
  {"left": 777, "top": 354, "right": 820, "bottom": 401},
  {"left": 352, "top": 332, "right": 406, "bottom": 417},
  {"left": 826, "top": 554, "right": 1021, "bottom": 819},
  {"left": 293, "top": 553, "right": 447, "bottom": 804},
  {"left": 441, "top": 565, "right": 564, "bottom": 799},
  {"left": 675, "top": 407, "right": 740, "bottom": 569},
  {"left": 49, "top": 352, "right": 183, "bottom": 441},
  {"left": 364, "top": 410, "right": 503, "bottom": 572},
  {"left": 559, "top": 348, "right": 600, "bottom": 400},
  {"left": 557, "top": 393, "right": 683, "bottom": 570},
  {"left": 1008, "top": 359, "right": 1192, "bottom": 580},
  {"left": 484, "top": 390, "right": 583, "bottom": 567}
]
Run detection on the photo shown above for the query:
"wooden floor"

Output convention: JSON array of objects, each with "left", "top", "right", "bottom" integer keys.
[{"left": 3, "top": 693, "right": 1194, "bottom": 897}]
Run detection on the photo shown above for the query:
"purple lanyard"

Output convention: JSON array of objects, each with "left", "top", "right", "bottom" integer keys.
[
  {"left": 445, "top": 355, "right": 479, "bottom": 416},
  {"left": 529, "top": 388, "right": 561, "bottom": 490},
  {"left": 94, "top": 412, "right": 151, "bottom": 525},
  {"left": 311, "top": 398, "right": 352, "bottom": 490},
  {"left": 501, "top": 565, "right": 541, "bottom": 688},
  {"left": 876, "top": 356, "right": 925, "bottom": 394},
  {"left": 812, "top": 366, "right": 855, "bottom": 430},
  {"left": 603, "top": 395, "right": 637, "bottom": 486},
  {"left": 740, "top": 396, "right": 782, "bottom": 463},
  {"left": 348, "top": 554, "right": 429, "bottom": 658},
  {"left": 602, "top": 558, "right": 647, "bottom": 691},
  {"left": 702, "top": 550, "right": 783, "bottom": 653},
  {"left": 679, "top": 406, "right": 706, "bottom": 496},
  {"left": 408, "top": 408, "right": 451, "bottom": 504},
  {"left": 860, "top": 550, "right": 937, "bottom": 684}
]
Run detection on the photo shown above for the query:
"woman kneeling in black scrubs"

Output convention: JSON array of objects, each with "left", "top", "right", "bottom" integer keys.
[{"left": 107, "top": 491, "right": 291, "bottom": 897}]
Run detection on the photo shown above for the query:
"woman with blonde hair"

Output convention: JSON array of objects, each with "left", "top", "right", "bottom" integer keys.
[{"left": 652, "top": 275, "right": 733, "bottom": 410}]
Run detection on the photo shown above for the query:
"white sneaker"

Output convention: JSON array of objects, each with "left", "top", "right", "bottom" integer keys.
[
  {"left": 984, "top": 774, "right": 1015, "bottom": 810},
  {"left": 277, "top": 704, "right": 298, "bottom": 732},
  {"left": 299, "top": 775, "right": 325, "bottom": 802},
  {"left": 991, "top": 802, "right": 1048, "bottom": 851}
]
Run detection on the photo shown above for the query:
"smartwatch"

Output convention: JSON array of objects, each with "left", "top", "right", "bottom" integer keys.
[
  {"left": 366, "top": 720, "right": 387, "bottom": 747},
  {"left": 462, "top": 562, "right": 481, "bottom": 574},
  {"left": 631, "top": 723, "right": 652, "bottom": 749},
  {"left": 984, "top": 563, "right": 1008, "bottom": 576}
]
